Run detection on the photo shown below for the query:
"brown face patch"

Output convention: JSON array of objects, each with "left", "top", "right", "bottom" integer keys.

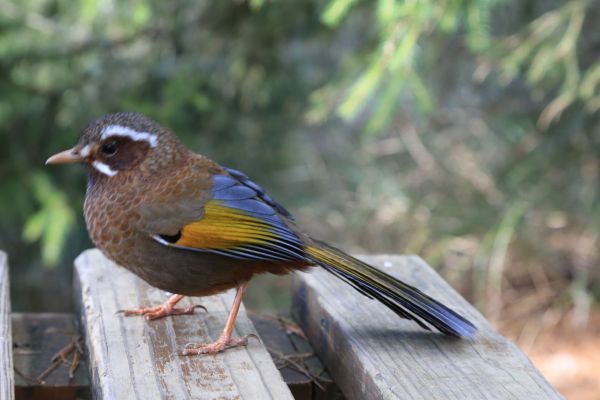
[{"left": 97, "top": 136, "right": 151, "bottom": 171}]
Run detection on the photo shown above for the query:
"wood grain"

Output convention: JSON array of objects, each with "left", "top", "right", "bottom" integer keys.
[
  {"left": 0, "top": 252, "right": 14, "bottom": 400},
  {"left": 292, "top": 255, "right": 563, "bottom": 400},
  {"left": 74, "top": 249, "right": 293, "bottom": 400}
]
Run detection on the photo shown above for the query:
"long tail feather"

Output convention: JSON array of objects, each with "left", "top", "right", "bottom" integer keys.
[{"left": 305, "top": 240, "right": 477, "bottom": 338}]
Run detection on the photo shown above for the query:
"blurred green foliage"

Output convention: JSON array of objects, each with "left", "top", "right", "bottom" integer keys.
[{"left": 0, "top": 0, "right": 597, "bottom": 326}]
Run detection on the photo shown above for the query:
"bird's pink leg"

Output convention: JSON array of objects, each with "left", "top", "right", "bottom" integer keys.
[
  {"left": 182, "top": 283, "right": 255, "bottom": 355},
  {"left": 118, "top": 294, "right": 205, "bottom": 320}
]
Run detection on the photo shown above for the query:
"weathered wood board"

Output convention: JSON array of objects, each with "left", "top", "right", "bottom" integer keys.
[
  {"left": 74, "top": 249, "right": 293, "bottom": 400},
  {"left": 12, "top": 313, "right": 89, "bottom": 400},
  {"left": 292, "top": 255, "right": 563, "bottom": 400},
  {"left": 0, "top": 252, "right": 14, "bottom": 400}
]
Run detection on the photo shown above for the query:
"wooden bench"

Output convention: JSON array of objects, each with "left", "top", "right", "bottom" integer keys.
[
  {"left": 292, "top": 255, "right": 563, "bottom": 400},
  {"left": 2, "top": 250, "right": 562, "bottom": 399},
  {"left": 74, "top": 249, "right": 294, "bottom": 399},
  {"left": 0, "top": 252, "right": 14, "bottom": 400}
]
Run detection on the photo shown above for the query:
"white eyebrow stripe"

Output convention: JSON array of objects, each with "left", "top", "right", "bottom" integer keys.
[
  {"left": 101, "top": 124, "right": 158, "bottom": 148},
  {"left": 92, "top": 161, "right": 118, "bottom": 177}
]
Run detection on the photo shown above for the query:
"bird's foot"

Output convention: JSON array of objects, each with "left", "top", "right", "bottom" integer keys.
[
  {"left": 118, "top": 303, "right": 206, "bottom": 320},
  {"left": 181, "top": 333, "right": 259, "bottom": 356}
]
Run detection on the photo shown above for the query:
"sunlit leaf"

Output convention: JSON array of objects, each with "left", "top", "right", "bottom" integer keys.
[
  {"left": 466, "top": 1, "right": 492, "bottom": 51},
  {"left": 377, "top": 0, "right": 397, "bottom": 26},
  {"left": 389, "top": 26, "right": 419, "bottom": 70},
  {"left": 322, "top": 0, "right": 358, "bottom": 27},
  {"left": 366, "top": 72, "right": 405, "bottom": 134},
  {"left": 249, "top": 0, "right": 266, "bottom": 9},
  {"left": 580, "top": 63, "right": 600, "bottom": 99},
  {"left": 80, "top": 0, "right": 99, "bottom": 25},
  {"left": 132, "top": 3, "right": 151, "bottom": 26},
  {"left": 338, "top": 57, "right": 385, "bottom": 119},
  {"left": 22, "top": 174, "right": 75, "bottom": 267},
  {"left": 409, "top": 72, "right": 432, "bottom": 114}
]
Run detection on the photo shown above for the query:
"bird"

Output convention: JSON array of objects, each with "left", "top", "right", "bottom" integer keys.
[{"left": 46, "top": 112, "right": 476, "bottom": 355}]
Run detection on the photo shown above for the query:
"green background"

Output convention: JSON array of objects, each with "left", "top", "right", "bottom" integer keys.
[{"left": 0, "top": 1, "right": 598, "bottom": 330}]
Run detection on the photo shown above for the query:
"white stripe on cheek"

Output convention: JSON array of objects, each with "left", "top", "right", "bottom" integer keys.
[
  {"left": 92, "top": 161, "right": 118, "bottom": 177},
  {"left": 100, "top": 125, "right": 158, "bottom": 147}
]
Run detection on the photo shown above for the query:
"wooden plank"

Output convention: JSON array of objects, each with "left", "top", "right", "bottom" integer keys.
[
  {"left": 12, "top": 313, "right": 89, "bottom": 400},
  {"left": 248, "top": 313, "right": 342, "bottom": 400},
  {"left": 292, "top": 255, "right": 563, "bottom": 400},
  {"left": 74, "top": 249, "right": 293, "bottom": 400},
  {"left": 0, "top": 252, "right": 14, "bottom": 400}
]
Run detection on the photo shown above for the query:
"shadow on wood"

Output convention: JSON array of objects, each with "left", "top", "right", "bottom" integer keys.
[
  {"left": 248, "top": 313, "right": 343, "bottom": 400},
  {"left": 12, "top": 313, "right": 89, "bottom": 400}
]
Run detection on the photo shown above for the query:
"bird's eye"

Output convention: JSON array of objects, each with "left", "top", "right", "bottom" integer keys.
[{"left": 101, "top": 141, "right": 118, "bottom": 157}]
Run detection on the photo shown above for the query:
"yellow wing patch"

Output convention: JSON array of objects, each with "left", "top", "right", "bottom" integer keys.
[{"left": 174, "top": 201, "right": 280, "bottom": 250}]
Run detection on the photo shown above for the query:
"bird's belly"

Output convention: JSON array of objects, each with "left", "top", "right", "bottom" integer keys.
[{"left": 103, "top": 236, "right": 256, "bottom": 296}]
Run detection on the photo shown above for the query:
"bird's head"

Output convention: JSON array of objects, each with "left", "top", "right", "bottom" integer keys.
[{"left": 46, "top": 112, "right": 184, "bottom": 178}]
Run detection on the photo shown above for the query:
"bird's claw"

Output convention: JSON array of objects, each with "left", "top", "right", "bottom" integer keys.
[
  {"left": 180, "top": 333, "right": 260, "bottom": 356},
  {"left": 116, "top": 303, "right": 206, "bottom": 320}
]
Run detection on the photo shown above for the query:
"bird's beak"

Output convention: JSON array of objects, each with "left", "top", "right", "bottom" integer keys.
[{"left": 45, "top": 147, "right": 84, "bottom": 165}]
